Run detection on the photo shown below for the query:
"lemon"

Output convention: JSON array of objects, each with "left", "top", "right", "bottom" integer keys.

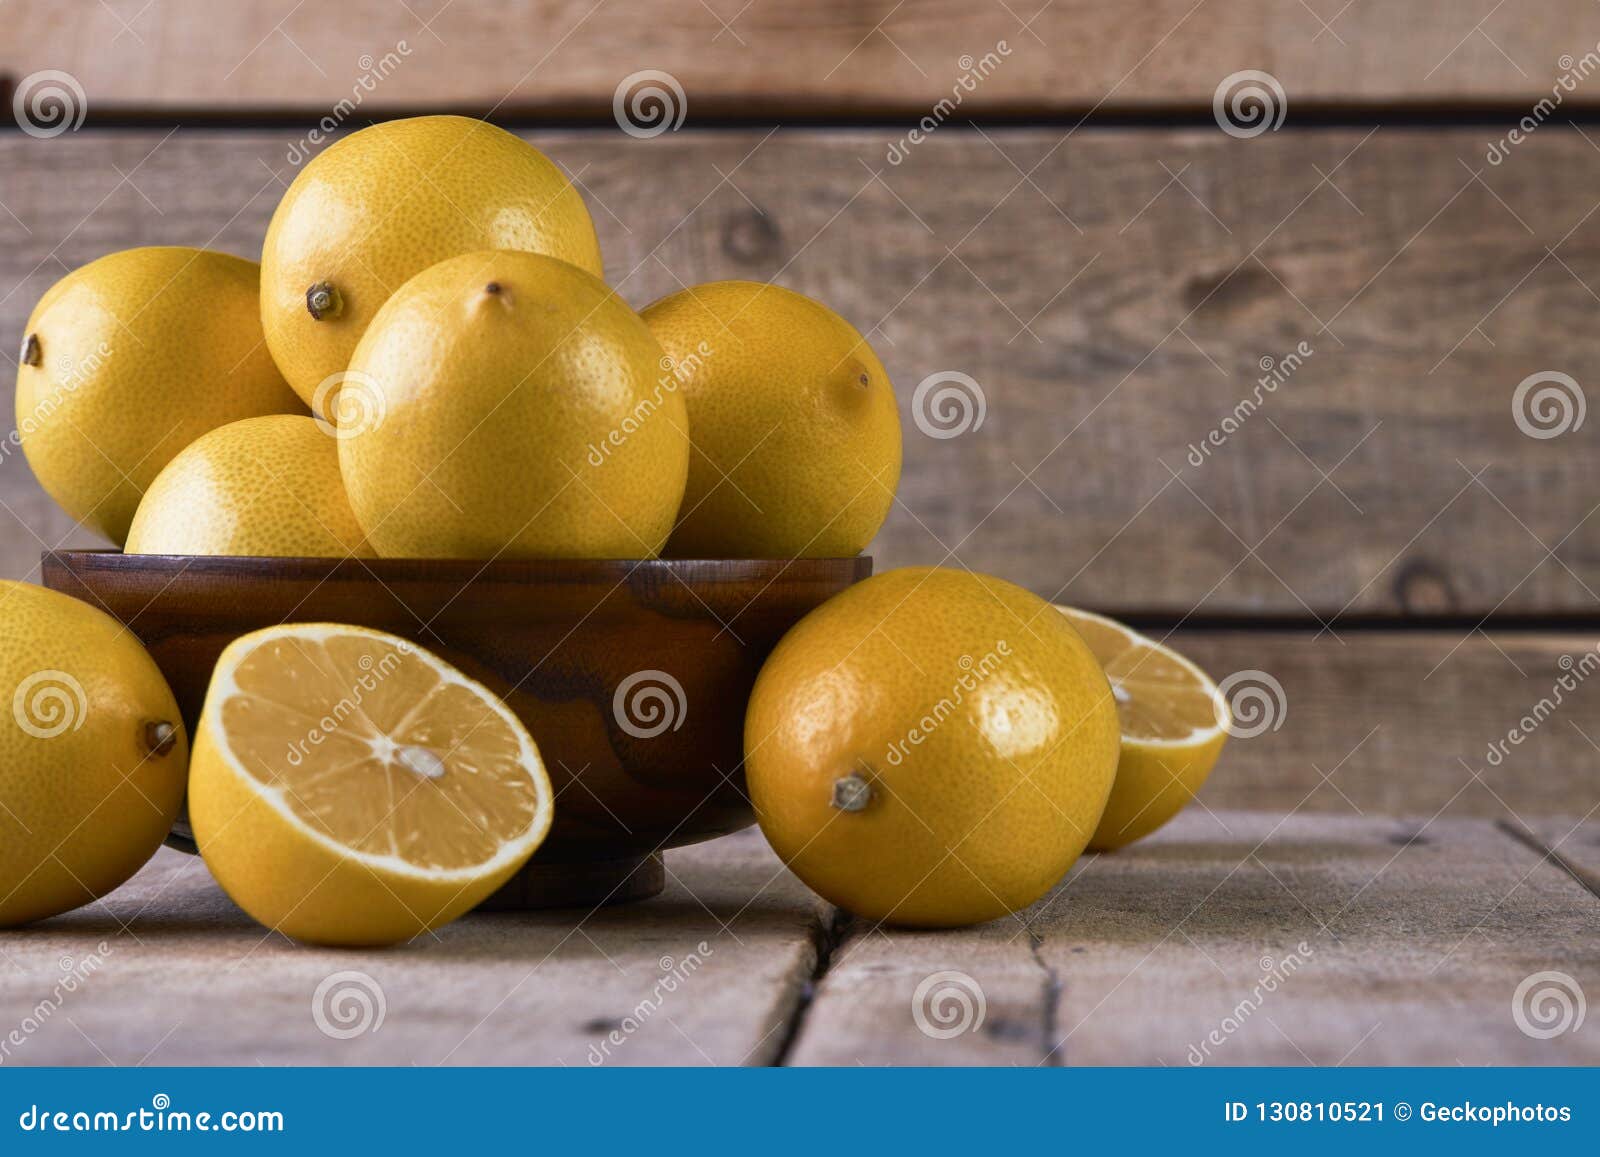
[
  {"left": 0, "top": 582, "right": 187, "bottom": 926},
  {"left": 745, "top": 567, "right": 1119, "bottom": 927},
  {"left": 641, "top": 281, "right": 901, "bottom": 558},
  {"left": 1055, "top": 606, "right": 1229, "bottom": 850},
  {"left": 15, "top": 247, "right": 305, "bottom": 545},
  {"left": 261, "top": 116, "right": 604, "bottom": 409},
  {"left": 125, "top": 415, "right": 373, "bottom": 559},
  {"left": 338, "top": 250, "right": 689, "bottom": 559},
  {"left": 188, "top": 624, "right": 554, "bottom": 946}
]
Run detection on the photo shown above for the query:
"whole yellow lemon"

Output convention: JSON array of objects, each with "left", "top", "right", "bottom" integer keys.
[
  {"left": 15, "top": 247, "right": 304, "bottom": 545},
  {"left": 0, "top": 582, "right": 187, "bottom": 926},
  {"left": 745, "top": 567, "right": 1120, "bottom": 927},
  {"left": 338, "top": 250, "right": 689, "bottom": 559},
  {"left": 261, "top": 116, "right": 604, "bottom": 409},
  {"left": 642, "top": 281, "right": 901, "bottom": 558},
  {"left": 125, "top": 415, "right": 373, "bottom": 558}
]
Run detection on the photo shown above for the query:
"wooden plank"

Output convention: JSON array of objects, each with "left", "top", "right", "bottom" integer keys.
[
  {"left": 0, "top": 827, "right": 824, "bottom": 1066},
  {"left": 4, "top": 2, "right": 1599, "bottom": 115},
  {"left": 3, "top": 127, "right": 1600, "bottom": 613},
  {"left": 788, "top": 810, "right": 1600, "bottom": 1065},
  {"left": 1175, "top": 630, "right": 1600, "bottom": 820}
]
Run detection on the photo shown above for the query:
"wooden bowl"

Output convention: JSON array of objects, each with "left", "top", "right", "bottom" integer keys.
[{"left": 41, "top": 551, "right": 869, "bottom": 908}]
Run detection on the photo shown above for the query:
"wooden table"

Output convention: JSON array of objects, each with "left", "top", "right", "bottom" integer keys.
[
  {"left": 3, "top": 3, "right": 1600, "bottom": 1067},
  {"left": 1, "top": 809, "right": 1594, "bottom": 1066}
]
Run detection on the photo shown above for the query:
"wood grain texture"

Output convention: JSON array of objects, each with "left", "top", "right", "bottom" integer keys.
[
  {"left": 788, "top": 810, "right": 1600, "bottom": 1065},
  {"left": 0, "top": 827, "right": 825, "bottom": 1066},
  {"left": 2, "top": 127, "right": 1598, "bottom": 613},
  {"left": 1176, "top": 630, "right": 1600, "bottom": 820},
  {"left": 4, "top": 2, "right": 1599, "bottom": 114}
]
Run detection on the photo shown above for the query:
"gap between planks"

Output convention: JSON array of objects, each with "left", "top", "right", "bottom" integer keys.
[{"left": 1498, "top": 818, "right": 1600, "bottom": 906}]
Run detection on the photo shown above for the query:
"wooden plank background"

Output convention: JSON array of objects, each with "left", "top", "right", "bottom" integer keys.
[
  {"left": 2, "top": 1, "right": 1598, "bottom": 1072},
  {"left": 5, "top": 1, "right": 1600, "bottom": 115},
  {"left": 4, "top": 127, "right": 1599, "bottom": 616}
]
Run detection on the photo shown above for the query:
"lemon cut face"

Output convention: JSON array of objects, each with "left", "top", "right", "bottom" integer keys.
[
  {"left": 1059, "top": 607, "right": 1225, "bottom": 745},
  {"left": 190, "top": 624, "right": 553, "bottom": 944},
  {"left": 1055, "top": 606, "right": 1229, "bottom": 851}
]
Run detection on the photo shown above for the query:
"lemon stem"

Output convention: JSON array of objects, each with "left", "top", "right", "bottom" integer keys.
[
  {"left": 19, "top": 333, "right": 40, "bottom": 366},
  {"left": 305, "top": 281, "right": 343, "bottom": 321},
  {"left": 831, "top": 772, "right": 873, "bottom": 812},
  {"left": 143, "top": 720, "right": 178, "bottom": 758}
]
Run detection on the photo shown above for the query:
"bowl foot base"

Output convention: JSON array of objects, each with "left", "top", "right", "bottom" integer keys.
[{"left": 477, "top": 853, "right": 666, "bottom": 911}]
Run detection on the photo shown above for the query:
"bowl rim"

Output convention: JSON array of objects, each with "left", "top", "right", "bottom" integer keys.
[{"left": 42, "top": 549, "right": 873, "bottom": 587}]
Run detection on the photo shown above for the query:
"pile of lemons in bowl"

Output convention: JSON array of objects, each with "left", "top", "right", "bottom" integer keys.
[{"left": 5, "top": 116, "right": 1228, "bottom": 946}]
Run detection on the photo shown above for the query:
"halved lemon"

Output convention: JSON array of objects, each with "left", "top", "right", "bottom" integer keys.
[
  {"left": 1055, "top": 606, "right": 1228, "bottom": 850},
  {"left": 188, "top": 624, "right": 553, "bottom": 945}
]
